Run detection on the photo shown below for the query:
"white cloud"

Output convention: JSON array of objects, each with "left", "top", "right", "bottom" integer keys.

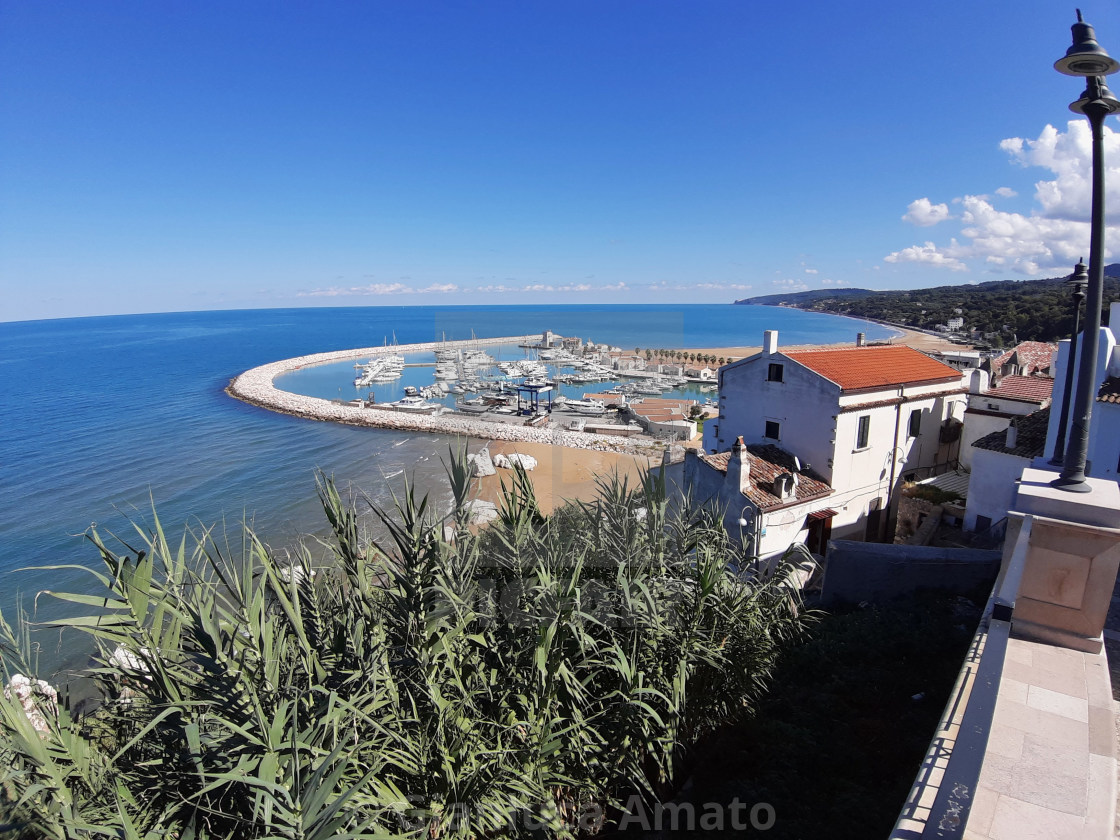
[
  {"left": 885, "top": 121, "right": 1119, "bottom": 275},
  {"left": 299, "top": 281, "right": 460, "bottom": 298},
  {"left": 902, "top": 197, "right": 951, "bottom": 227},
  {"left": 883, "top": 242, "right": 967, "bottom": 272},
  {"left": 773, "top": 279, "right": 809, "bottom": 292},
  {"left": 804, "top": 268, "right": 819, "bottom": 275},
  {"left": 692, "top": 282, "right": 753, "bottom": 291}
]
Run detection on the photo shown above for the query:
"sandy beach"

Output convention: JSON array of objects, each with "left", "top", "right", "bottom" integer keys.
[{"left": 473, "top": 439, "right": 659, "bottom": 515}]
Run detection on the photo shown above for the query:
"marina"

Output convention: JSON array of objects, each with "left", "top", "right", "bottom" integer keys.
[
  {"left": 237, "top": 329, "right": 728, "bottom": 446},
  {"left": 230, "top": 332, "right": 653, "bottom": 451}
]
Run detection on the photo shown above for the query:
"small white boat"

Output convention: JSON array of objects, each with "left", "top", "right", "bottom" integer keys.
[
  {"left": 385, "top": 395, "right": 442, "bottom": 414},
  {"left": 565, "top": 399, "right": 607, "bottom": 416}
]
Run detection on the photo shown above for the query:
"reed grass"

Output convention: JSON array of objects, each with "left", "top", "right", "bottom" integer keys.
[{"left": 1, "top": 448, "right": 809, "bottom": 839}]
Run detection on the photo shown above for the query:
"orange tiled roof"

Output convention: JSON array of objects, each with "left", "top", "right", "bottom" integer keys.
[
  {"left": 783, "top": 345, "right": 961, "bottom": 391},
  {"left": 700, "top": 443, "right": 832, "bottom": 511},
  {"left": 992, "top": 341, "right": 1057, "bottom": 376},
  {"left": 985, "top": 374, "right": 1054, "bottom": 404}
]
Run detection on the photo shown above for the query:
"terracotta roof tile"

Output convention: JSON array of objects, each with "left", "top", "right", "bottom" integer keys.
[
  {"left": 700, "top": 443, "right": 832, "bottom": 511},
  {"left": 783, "top": 345, "right": 961, "bottom": 391},
  {"left": 992, "top": 342, "right": 1057, "bottom": 376},
  {"left": 1098, "top": 377, "right": 1120, "bottom": 404},
  {"left": 971, "top": 407, "right": 1051, "bottom": 458},
  {"left": 985, "top": 374, "right": 1054, "bottom": 404}
]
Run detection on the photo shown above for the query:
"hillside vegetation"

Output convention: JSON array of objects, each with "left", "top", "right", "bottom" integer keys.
[{"left": 735, "top": 265, "right": 1120, "bottom": 345}]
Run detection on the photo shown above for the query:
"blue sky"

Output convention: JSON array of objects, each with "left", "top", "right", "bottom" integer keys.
[{"left": 1, "top": 1, "right": 1117, "bottom": 322}]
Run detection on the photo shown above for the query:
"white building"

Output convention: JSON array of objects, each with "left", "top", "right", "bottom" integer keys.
[
  {"left": 928, "top": 349, "right": 984, "bottom": 371},
  {"left": 947, "top": 316, "right": 965, "bottom": 331},
  {"left": 626, "top": 397, "right": 698, "bottom": 440},
  {"left": 1041, "top": 301, "right": 1120, "bottom": 483},
  {"left": 702, "top": 330, "right": 967, "bottom": 544},
  {"left": 684, "top": 437, "right": 836, "bottom": 562},
  {"left": 959, "top": 372, "right": 1053, "bottom": 470},
  {"left": 964, "top": 407, "right": 1051, "bottom": 533}
]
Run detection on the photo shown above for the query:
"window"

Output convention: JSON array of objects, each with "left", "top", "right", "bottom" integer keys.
[
  {"left": 767, "top": 363, "right": 784, "bottom": 382},
  {"left": 856, "top": 415, "right": 870, "bottom": 449},
  {"left": 765, "top": 420, "right": 780, "bottom": 440},
  {"left": 908, "top": 409, "right": 921, "bottom": 438}
]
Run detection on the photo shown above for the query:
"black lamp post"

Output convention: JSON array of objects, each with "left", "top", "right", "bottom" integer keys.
[
  {"left": 1049, "top": 259, "right": 1089, "bottom": 465},
  {"left": 1051, "top": 11, "right": 1120, "bottom": 493}
]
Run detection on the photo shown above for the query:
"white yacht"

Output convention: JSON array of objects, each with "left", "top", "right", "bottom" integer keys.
[
  {"left": 564, "top": 399, "right": 607, "bottom": 416},
  {"left": 385, "top": 395, "right": 442, "bottom": 414}
]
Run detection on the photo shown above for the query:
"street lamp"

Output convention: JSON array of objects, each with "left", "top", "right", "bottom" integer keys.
[
  {"left": 1049, "top": 259, "right": 1089, "bottom": 465},
  {"left": 1051, "top": 11, "right": 1120, "bottom": 493}
]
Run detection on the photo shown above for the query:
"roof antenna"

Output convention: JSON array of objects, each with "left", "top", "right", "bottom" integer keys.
[{"left": 1076, "top": 9, "right": 1083, "bottom": 23}]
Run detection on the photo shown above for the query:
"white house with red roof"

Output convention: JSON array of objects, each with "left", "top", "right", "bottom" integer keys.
[
  {"left": 625, "top": 397, "right": 698, "bottom": 440},
  {"left": 684, "top": 437, "right": 836, "bottom": 561},
  {"left": 959, "top": 372, "right": 1054, "bottom": 470},
  {"left": 699, "top": 330, "right": 967, "bottom": 547}
]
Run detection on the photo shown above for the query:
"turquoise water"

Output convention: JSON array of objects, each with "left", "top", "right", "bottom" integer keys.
[
  {"left": 276, "top": 343, "right": 721, "bottom": 407},
  {"left": 0, "top": 304, "right": 897, "bottom": 675}
]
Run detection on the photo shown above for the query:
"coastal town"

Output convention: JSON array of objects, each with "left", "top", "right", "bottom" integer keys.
[
  {"left": 228, "top": 313, "right": 1120, "bottom": 557},
  {"left": 7, "top": 5, "right": 1120, "bottom": 839}
]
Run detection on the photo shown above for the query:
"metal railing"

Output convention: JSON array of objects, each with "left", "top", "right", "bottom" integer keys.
[{"left": 890, "top": 516, "right": 1033, "bottom": 839}]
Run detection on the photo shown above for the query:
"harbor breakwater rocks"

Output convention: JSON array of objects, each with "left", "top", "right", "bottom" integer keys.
[{"left": 226, "top": 336, "right": 663, "bottom": 456}]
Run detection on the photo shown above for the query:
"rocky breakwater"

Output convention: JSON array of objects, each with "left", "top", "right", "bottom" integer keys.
[{"left": 226, "top": 341, "right": 661, "bottom": 456}]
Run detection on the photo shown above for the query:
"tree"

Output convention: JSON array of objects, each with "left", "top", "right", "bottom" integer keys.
[{"left": 1, "top": 450, "right": 809, "bottom": 840}]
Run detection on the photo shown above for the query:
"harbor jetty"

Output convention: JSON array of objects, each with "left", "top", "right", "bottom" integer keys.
[{"left": 226, "top": 334, "right": 663, "bottom": 454}]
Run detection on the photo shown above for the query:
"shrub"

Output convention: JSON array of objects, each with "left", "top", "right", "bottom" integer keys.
[{"left": 1, "top": 448, "right": 809, "bottom": 839}]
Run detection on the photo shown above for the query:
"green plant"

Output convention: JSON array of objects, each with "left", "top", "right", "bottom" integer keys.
[{"left": 1, "top": 449, "right": 809, "bottom": 839}]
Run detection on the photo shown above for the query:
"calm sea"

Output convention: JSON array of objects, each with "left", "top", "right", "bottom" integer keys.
[{"left": 0, "top": 304, "right": 896, "bottom": 676}]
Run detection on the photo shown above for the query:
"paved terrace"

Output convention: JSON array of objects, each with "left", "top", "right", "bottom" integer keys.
[{"left": 891, "top": 504, "right": 1120, "bottom": 840}]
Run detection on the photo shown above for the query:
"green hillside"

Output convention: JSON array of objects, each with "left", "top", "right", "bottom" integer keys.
[{"left": 735, "top": 265, "right": 1120, "bottom": 345}]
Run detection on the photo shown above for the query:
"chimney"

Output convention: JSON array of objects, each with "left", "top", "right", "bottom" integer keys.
[
  {"left": 856, "top": 332, "right": 866, "bottom": 347},
  {"left": 968, "top": 368, "right": 990, "bottom": 394},
  {"left": 763, "top": 330, "right": 778, "bottom": 356},
  {"left": 1005, "top": 419, "right": 1018, "bottom": 449},
  {"left": 773, "top": 472, "right": 796, "bottom": 500},
  {"left": 726, "top": 436, "right": 751, "bottom": 494}
]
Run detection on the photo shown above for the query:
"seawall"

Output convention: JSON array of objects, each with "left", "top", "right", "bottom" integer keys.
[{"left": 226, "top": 335, "right": 662, "bottom": 454}]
